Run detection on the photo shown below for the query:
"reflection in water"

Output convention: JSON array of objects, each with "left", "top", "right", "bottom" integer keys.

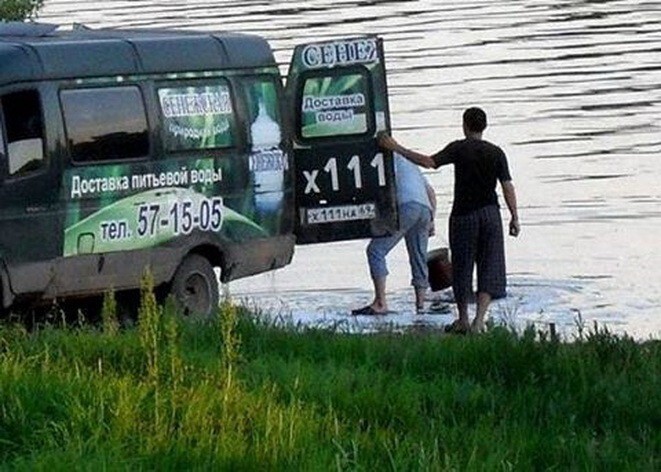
[{"left": 40, "top": 0, "right": 661, "bottom": 337}]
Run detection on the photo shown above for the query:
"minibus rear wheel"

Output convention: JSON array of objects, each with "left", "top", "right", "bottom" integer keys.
[{"left": 171, "top": 254, "right": 219, "bottom": 319}]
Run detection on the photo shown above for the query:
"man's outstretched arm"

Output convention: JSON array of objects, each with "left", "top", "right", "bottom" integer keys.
[{"left": 378, "top": 133, "right": 436, "bottom": 169}]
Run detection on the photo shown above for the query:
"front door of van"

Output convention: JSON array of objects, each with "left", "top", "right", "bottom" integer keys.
[
  {"left": 0, "top": 87, "right": 62, "bottom": 297},
  {"left": 287, "top": 37, "right": 398, "bottom": 244}
]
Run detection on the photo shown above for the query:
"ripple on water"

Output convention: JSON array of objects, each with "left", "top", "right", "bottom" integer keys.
[{"left": 38, "top": 0, "right": 661, "bottom": 337}]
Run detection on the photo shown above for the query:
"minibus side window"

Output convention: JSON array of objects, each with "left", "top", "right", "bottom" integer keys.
[
  {"left": 157, "top": 81, "right": 236, "bottom": 152},
  {"left": 61, "top": 86, "right": 149, "bottom": 162},
  {"left": 298, "top": 68, "right": 372, "bottom": 140},
  {"left": 0, "top": 90, "right": 45, "bottom": 177}
]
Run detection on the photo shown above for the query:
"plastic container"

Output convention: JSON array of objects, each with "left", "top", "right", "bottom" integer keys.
[{"left": 427, "top": 247, "right": 452, "bottom": 291}]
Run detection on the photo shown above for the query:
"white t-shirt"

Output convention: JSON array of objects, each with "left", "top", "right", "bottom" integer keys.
[{"left": 394, "top": 152, "right": 431, "bottom": 209}]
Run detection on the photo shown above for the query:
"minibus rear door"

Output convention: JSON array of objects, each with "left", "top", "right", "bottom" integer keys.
[{"left": 286, "top": 36, "right": 398, "bottom": 244}]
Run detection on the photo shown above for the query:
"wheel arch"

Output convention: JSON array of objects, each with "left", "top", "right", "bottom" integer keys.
[{"left": 187, "top": 244, "right": 225, "bottom": 272}]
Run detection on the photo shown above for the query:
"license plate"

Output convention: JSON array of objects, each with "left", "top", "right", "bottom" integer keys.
[{"left": 305, "top": 203, "right": 376, "bottom": 224}]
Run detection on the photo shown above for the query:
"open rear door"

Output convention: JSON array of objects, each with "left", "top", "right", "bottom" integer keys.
[{"left": 287, "top": 36, "right": 397, "bottom": 244}]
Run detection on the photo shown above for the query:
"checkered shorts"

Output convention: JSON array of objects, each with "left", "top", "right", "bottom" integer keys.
[{"left": 449, "top": 205, "right": 506, "bottom": 302}]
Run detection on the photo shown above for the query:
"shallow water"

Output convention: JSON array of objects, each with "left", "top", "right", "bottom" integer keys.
[{"left": 40, "top": 0, "right": 661, "bottom": 338}]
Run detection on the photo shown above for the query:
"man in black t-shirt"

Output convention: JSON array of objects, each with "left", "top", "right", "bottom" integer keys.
[{"left": 378, "top": 107, "right": 520, "bottom": 334}]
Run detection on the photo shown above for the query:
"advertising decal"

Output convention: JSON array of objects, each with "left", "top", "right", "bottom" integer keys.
[
  {"left": 289, "top": 37, "right": 395, "bottom": 240},
  {"left": 62, "top": 76, "right": 289, "bottom": 257}
]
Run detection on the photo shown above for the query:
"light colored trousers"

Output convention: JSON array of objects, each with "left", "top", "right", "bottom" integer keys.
[{"left": 366, "top": 201, "right": 432, "bottom": 288}]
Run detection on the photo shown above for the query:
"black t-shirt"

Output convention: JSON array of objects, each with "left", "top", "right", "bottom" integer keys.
[{"left": 432, "top": 138, "right": 512, "bottom": 216}]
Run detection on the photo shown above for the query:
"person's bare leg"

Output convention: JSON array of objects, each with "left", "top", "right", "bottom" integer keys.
[
  {"left": 472, "top": 292, "right": 491, "bottom": 332},
  {"left": 415, "top": 287, "right": 426, "bottom": 312},
  {"left": 456, "top": 301, "right": 470, "bottom": 329},
  {"left": 370, "top": 276, "right": 388, "bottom": 313}
]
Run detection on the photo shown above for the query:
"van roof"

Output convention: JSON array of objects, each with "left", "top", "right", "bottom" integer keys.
[{"left": 0, "top": 22, "right": 277, "bottom": 85}]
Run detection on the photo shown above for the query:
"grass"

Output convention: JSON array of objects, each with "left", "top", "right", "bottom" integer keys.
[{"left": 0, "top": 284, "right": 659, "bottom": 470}]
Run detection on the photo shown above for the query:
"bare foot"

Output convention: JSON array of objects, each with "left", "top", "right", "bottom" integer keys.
[
  {"left": 471, "top": 319, "right": 486, "bottom": 334},
  {"left": 444, "top": 319, "right": 470, "bottom": 334}
]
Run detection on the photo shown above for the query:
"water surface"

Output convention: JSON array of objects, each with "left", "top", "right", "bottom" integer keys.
[{"left": 40, "top": 0, "right": 661, "bottom": 337}]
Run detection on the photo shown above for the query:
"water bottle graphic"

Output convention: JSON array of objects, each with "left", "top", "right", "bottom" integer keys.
[{"left": 250, "top": 101, "right": 285, "bottom": 213}]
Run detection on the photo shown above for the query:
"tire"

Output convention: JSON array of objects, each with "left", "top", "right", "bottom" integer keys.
[{"left": 170, "top": 254, "right": 219, "bottom": 318}]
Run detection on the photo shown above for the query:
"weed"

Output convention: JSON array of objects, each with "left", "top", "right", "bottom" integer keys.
[
  {"left": 0, "top": 297, "right": 658, "bottom": 470},
  {"left": 101, "top": 289, "right": 119, "bottom": 336},
  {"left": 138, "top": 269, "right": 161, "bottom": 385}
]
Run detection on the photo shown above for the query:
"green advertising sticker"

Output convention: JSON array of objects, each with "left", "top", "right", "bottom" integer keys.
[
  {"left": 63, "top": 187, "right": 266, "bottom": 257},
  {"left": 61, "top": 155, "right": 280, "bottom": 258},
  {"left": 289, "top": 37, "right": 388, "bottom": 137},
  {"left": 301, "top": 73, "right": 368, "bottom": 138},
  {"left": 158, "top": 84, "right": 235, "bottom": 151}
]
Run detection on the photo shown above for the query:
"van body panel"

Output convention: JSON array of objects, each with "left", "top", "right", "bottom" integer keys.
[
  {"left": 6, "top": 261, "right": 53, "bottom": 301},
  {"left": 44, "top": 231, "right": 294, "bottom": 298},
  {"left": 0, "top": 25, "right": 392, "bottom": 311},
  {"left": 0, "top": 44, "right": 41, "bottom": 84},
  {"left": 0, "top": 26, "right": 276, "bottom": 85}
]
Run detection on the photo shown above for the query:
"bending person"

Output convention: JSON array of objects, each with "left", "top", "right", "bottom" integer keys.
[{"left": 352, "top": 152, "right": 436, "bottom": 315}]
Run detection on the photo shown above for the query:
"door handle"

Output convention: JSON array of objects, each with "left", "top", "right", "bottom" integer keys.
[{"left": 25, "top": 205, "right": 47, "bottom": 213}]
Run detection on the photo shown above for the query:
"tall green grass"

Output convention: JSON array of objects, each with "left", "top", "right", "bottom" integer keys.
[{"left": 0, "top": 288, "right": 659, "bottom": 470}]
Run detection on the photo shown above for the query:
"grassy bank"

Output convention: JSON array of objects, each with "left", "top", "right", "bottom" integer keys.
[{"left": 0, "top": 291, "right": 659, "bottom": 470}]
